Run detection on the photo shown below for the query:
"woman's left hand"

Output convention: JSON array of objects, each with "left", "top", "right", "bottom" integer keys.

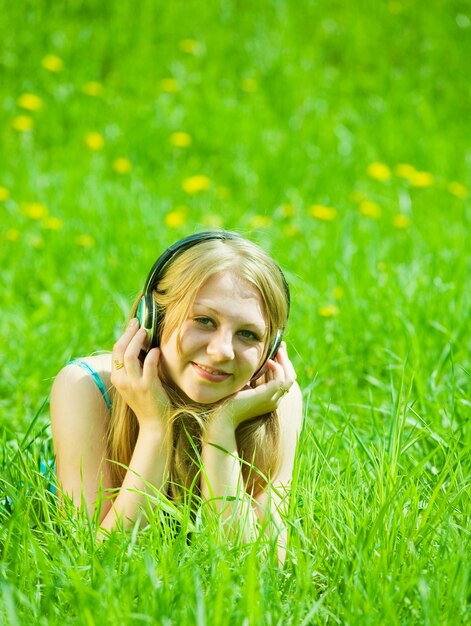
[{"left": 211, "top": 342, "right": 296, "bottom": 430}]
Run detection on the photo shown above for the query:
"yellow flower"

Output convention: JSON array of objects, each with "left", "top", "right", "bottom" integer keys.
[
  {"left": 333, "top": 287, "right": 344, "bottom": 300},
  {"left": 282, "top": 224, "right": 300, "bottom": 238},
  {"left": 41, "top": 54, "right": 63, "bottom": 72},
  {"left": 241, "top": 78, "right": 258, "bottom": 92},
  {"left": 22, "top": 202, "right": 48, "bottom": 219},
  {"left": 43, "top": 216, "right": 63, "bottom": 230},
  {"left": 448, "top": 181, "right": 468, "bottom": 198},
  {"left": 0, "top": 186, "right": 10, "bottom": 201},
  {"left": 249, "top": 215, "right": 272, "bottom": 228},
  {"left": 160, "top": 78, "right": 179, "bottom": 93},
  {"left": 202, "top": 214, "right": 224, "bottom": 228},
  {"left": 409, "top": 171, "right": 434, "bottom": 187},
  {"left": 179, "top": 39, "right": 201, "bottom": 55},
  {"left": 394, "top": 163, "right": 417, "bottom": 180},
  {"left": 359, "top": 200, "right": 382, "bottom": 219},
  {"left": 367, "top": 162, "right": 391, "bottom": 181},
  {"left": 309, "top": 204, "right": 337, "bottom": 221},
  {"left": 182, "top": 175, "right": 211, "bottom": 194},
  {"left": 280, "top": 203, "right": 295, "bottom": 218},
  {"left": 12, "top": 115, "right": 33, "bottom": 132},
  {"left": 85, "top": 132, "right": 104, "bottom": 150},
  {"left": 388, "top": 2, "right": 403, "bottom": 14},
  {"left": 319, "top": 304, "right": 340, "bottom": 318},
  {"left": 76, "top": 234, "right": 95, "bottom": 247},
  {"left": 393, "top": 214, "right": 410, "bottom": 228},
  {"left": 82, "top": 81, "right": 104, "bottom": 96},
  {"left": 6, "top": 229, "right": 20, "bottom": 242},
  {"left": 165, "top": 208, "right": 186, "bottom": 228},
  {"left": 113, "top": 158, "right": 132, "bottom": 174},
  {"left": 170, "top": 132, "right": 192, "bottom": 147},
  {"left": 17, "top": 93, "right": 42, "bottom": 111},
  {"left": 377, "top": 262, "right": 387, "bottom": 272}
]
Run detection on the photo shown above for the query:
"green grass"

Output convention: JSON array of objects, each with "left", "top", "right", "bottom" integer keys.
[{"left": 1, "top": 0, "right": 470, "bottom": 623}]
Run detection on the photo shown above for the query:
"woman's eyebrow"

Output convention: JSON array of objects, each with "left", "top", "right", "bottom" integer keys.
[{"left": 192, "top": 302, "right": 267, "bottom": 333}]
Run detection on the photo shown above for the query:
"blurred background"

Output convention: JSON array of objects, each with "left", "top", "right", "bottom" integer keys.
[{"left": 1, "top": 0, "right": 470, "bottom": 439}]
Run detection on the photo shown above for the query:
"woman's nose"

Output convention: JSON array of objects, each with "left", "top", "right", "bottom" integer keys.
[{"left": 207, "top": 330, "right": 235, "bottom": 361}]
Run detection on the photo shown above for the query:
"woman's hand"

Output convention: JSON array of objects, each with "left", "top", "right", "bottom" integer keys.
[
  {"left": 210, "top": 342, "right": 297, "bottom": 431},
  {"left": 110, "top": 318, "right": 170, "bottom": 431}
]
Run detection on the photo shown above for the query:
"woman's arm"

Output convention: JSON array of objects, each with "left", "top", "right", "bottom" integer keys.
[
  {"left": 200, "top": 343, "right": 302, "bottom": 558},
  {"left": 51, "top": 320, "right": 172, "bottom": 532}
]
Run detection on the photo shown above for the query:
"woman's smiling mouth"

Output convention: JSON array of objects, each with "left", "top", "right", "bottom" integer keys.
[{"left": 191, "top": 362, "right": 232, "bottom": 382}]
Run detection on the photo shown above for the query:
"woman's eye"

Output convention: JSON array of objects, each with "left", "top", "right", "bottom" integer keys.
[
  {"left": 194, "top": 317, "right": 214, "bottom": 328},
  {"left": 238, "top": 330, "right": 260, "bottom": 341}
]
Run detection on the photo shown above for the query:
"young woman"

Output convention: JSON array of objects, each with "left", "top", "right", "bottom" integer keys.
[{"left": 51, "top": 231, "right": 303, "bottom": 561}]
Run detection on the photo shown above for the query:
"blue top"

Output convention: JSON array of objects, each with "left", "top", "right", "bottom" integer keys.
[{"left": 68, "top": 359, "right": 113, "bottom": 411}]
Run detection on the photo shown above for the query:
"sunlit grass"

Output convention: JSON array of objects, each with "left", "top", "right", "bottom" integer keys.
[{"left": 1, "top": 0, "right": 470, "bottom": 624}]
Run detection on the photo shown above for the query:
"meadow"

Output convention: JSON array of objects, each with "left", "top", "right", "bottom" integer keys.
[{"left": 1, "top": 0, "right": 470, "bottom": 624}]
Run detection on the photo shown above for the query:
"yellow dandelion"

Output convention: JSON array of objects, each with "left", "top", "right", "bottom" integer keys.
[
  {"left": 179, "top": 39, "right": 201, "bottom": 55},
  {"left": 0, "top": 186, "right": 10, "bottom": 201},
  {"left": 12, "top": 115, "right": 33, "bottom": 132},
  {"left": 393, "top": 214, "right": 410, "bottom": 228},
  {"left": 309, "top": 204, "right": 337, "bottom": 221},
  {"left": 17, "top": 93, "right": 42, "bottom": 111},
  {"left": 241, "top": 78, "right": 258, "bottom": 93},
  {"left": 41, "top": 54, "right": 63, "bottom": 72},
  {"left": 82, "top": 81, "right": 104, "bottom": 96},
  {"left": 22, "top": 202, "right": 48, "bottom": 219},
  {"left": 282, "top": 224, "right": 300, "bottom": 238},
  {"left": 394, "top": 163, "right": 417, "bottom": 180},
  {"left": 113, "top": 158, "right": 132, "bottom": 174},
  {"left": 165, "top": 208, "right": 186, "bottom": 228},
  {"left": 367, "top": 162, "right": 391, "bottom": 181},
  {"left": 202, "top": 214, "right": 224, "bottom": 228},
  {"left": 359, "top": 200, "right": 382, "bottom": 219},
  {"left": 43, "top": 216, "right": 63, "bottom": 230},
  {"left": 170, "top": 132, "right": 192, "bottom": 148},
  {"left": 409, "top": 171, "right": 434, "bottom": 187},
  {"left": 448, "top": 181, "right": 468, "bottom": 198},
  {"left": 85, "top": 132, "right": 104, "bottom": 151},
  {"left": 6, "top": 229, "right": 21, "bottom": 242},
  {"left": 333, "top": 287, "right": 344, "bottom": 300},
  {"left": 319, "top": 304, "right": 340, "bottom": 318},
  {"left": 280, "top": 203, "right": 295, "bottom": 218},
  {"left": 76, "top": 234, "right": 95, "bottom": 247},
  {"left": 160, "top": 78, "right": 180, "bottom": 93},
  {"left": 182, "top": 175, "right": 211, "bottom": 194},
  {"left": 377, "top": 262, "right": 387, "bottom": 272},
  {"left": 249, "top": 215, "right": 272, "bottom": 228}
]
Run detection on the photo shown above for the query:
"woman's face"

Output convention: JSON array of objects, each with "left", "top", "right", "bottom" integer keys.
[{"left": 160, "top": 271, "right": 267, "bottom": 404}]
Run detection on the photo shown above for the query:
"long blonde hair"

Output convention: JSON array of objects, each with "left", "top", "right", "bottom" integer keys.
[{"left": 108, "top": 234, "right": 289, "bottom": 500}]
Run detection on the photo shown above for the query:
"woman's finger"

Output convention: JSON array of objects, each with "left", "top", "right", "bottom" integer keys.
[
  {"left": 112, "top": 318, "right": 140, "bottom": 374},
  {"left": 123, "top": 327, "right": 148, "bottom": 378}
]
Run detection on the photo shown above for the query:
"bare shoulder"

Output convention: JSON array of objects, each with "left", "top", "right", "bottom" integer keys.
[{"left": 50, "top": 353, "right": 114, "bottom": 427}]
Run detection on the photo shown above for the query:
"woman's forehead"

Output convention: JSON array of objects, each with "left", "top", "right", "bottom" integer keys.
[{"left": 192, "top": 272, "right": 267, "bottom": 323}]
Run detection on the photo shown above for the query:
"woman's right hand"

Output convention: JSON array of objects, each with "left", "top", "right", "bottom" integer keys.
[{"left": 110, "top": 318, "right": 170, "bottom": 431}]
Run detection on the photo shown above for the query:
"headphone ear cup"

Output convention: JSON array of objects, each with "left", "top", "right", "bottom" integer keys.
[
  {"left": 266, "top": 329, "right": 283, "bottom": 361},
  {"left": 250, "top": 330, "right": 283, "bottom": 381},
  {"left": 136, "top": 295, "right": 158, "bottom": 351}
]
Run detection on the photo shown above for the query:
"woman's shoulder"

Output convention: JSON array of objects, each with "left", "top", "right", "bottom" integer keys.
[{"left": 52, "top": 353, "right": 114, "bottom": 411}]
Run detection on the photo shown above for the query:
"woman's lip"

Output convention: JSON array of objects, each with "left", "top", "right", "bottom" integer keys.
[{"left": 191, "top": 362, "right": 232, "bottom": 382}]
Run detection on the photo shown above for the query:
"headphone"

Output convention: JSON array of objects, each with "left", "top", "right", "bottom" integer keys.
[{"left": 136, "top": 231, "right": 290, "bottom": 379}]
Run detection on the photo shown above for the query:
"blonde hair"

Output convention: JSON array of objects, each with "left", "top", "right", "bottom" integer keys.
[{"left": 108, "top": 234, "right": 289, "bottom": 500}]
